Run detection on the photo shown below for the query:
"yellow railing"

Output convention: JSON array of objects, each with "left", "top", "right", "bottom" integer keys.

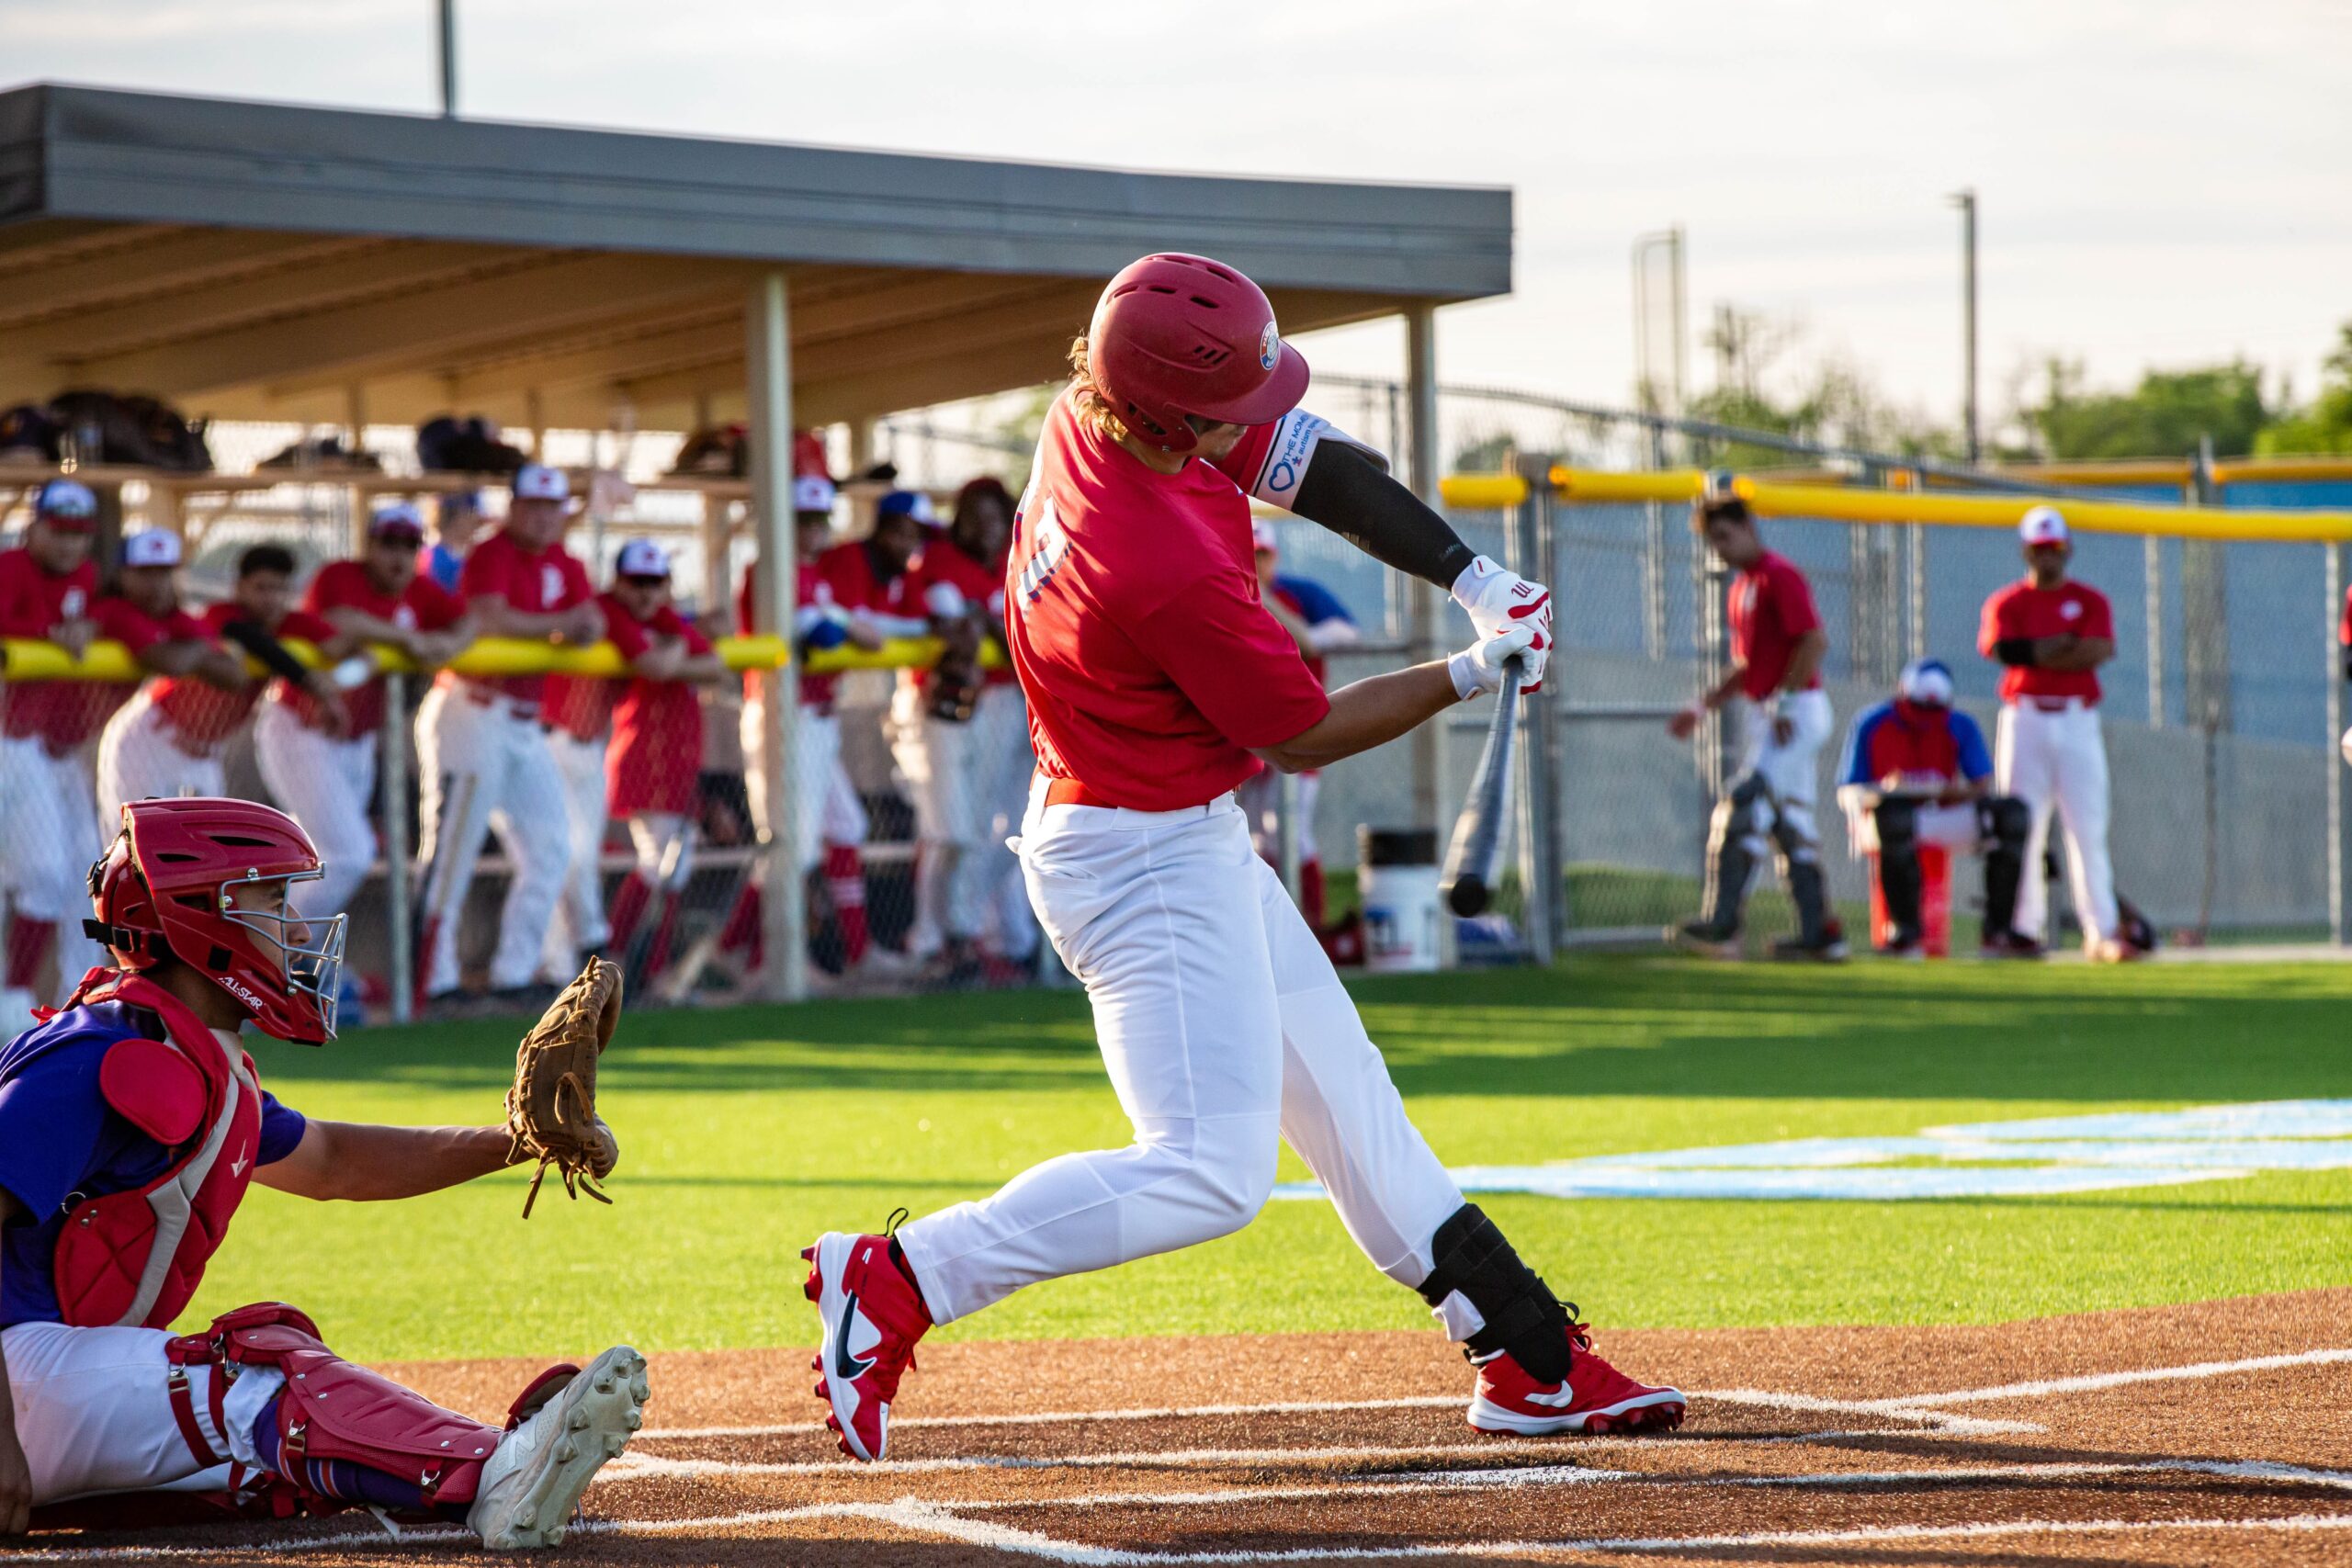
[
  {"left": 0, "top": 634, "right": 1000, "bottom": 683},
  {"left": 1438, "top": 466, "right": 2352, "bottom": 544}
]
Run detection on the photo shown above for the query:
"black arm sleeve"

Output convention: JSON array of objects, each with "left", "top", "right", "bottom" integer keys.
[
  {"left": 1992, "top": 637, "right": 2038, "bottom": 668},
  {"left": 2342, "top": 647, "right": 2352, "bottom": 682},
  {"left": 219, "top": 617, "right": 314, "bottom": 684},
  {"left": 1288, "top": 441, "right": 1476, "bottom": 591}
]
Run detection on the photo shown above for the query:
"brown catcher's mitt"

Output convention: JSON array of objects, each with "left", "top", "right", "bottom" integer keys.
[{"left": 506, "top": 957, "right": 623, "bottom": 1217}]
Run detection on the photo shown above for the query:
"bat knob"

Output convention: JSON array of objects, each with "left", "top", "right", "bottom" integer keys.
[{"left": 1446, "top": 875, "right": 1490, "bottom": 919}]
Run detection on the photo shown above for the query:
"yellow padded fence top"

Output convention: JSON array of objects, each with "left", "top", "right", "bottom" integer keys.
[
  {"left": 1437, "top": 467, "right": 2352, "bottom": 545},
  {"left": 0, "top": 633, "right": 1004, "bottom": 683}
]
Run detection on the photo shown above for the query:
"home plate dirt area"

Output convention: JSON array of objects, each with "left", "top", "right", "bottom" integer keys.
[{"left": 16, "top": 1289, "right": 2352, "bottom": 1567}]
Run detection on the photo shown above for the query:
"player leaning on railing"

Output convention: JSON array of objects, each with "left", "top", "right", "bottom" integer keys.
[{"left": 800, "top": 252, "right": 1684, "bottom": 1465}]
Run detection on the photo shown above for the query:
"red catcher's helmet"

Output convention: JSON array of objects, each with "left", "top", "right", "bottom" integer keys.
[
  {"left": 1086, "top": 253, "right": 1310, "bottom": 455},
  {"left": 85, "top": 798, "right": 347, "bottom": 1044}
]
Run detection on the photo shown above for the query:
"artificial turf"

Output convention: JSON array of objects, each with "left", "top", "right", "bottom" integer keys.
[{"left": 200, "top": 957, "right": 2352, "bottom": 1361}]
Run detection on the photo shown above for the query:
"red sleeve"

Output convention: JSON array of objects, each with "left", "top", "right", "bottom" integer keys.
[
  {"left": 650, "top": 604, "right": 715, "bottom": 656},
  {"left": 2075, "top": 587, "right": 2114, "bottom": 642},
  {"left": 281, "top": 610, "right": 338, "bottom": 642},
  {"left": 561, "top": 555, "right": 594, "bottom": 609},
  {"left": 604, "top": 599, "right": 652, "bottom": 660},
  {"left": 1128, "top": 572, "right": 1331, "bottom": 748},
  {"left": 736, "top": 568, "right": 754, "bottom": 635},
  {"left": 458, "top": 539, "right": 511, "bottom": 604},
  {"left": 683, "top": 619, "right": 715, "bottom": 657},
  {"left": 0, "top": 558, "right": 40, "bottom": 637},
  {"left": 1768, "top": 557, "right": 1822, "bottom": 638},
  {"left": 302, "top": 561, "right": 354, "bottom": 613},
  {"left": 1208, "top": 423, "right": 1279, "bottom": 492},
  {"left": 1977, "top": 588, "right": 2010, "bottom": 657},
  {"left": 93, "top": 600, "right": 169, "bottom": 657},
  {"left": 2342, "top": 587, "right": 2352, "bottom": 649},
  {"left": 409, "top": 577, "right": 463, "bottom": 631}
]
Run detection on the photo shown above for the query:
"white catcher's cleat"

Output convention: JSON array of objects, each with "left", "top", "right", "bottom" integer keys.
[{"left": 468, "top": 1346, "right": 650, "bottom": 1551}]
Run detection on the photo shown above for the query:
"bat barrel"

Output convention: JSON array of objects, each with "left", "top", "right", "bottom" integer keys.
[{"left": 1438, "top": 657, "right": 1523, "bottom": 919}]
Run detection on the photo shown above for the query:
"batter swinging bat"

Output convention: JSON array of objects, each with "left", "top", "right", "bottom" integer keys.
[{"left": 1439, "top": 656, "right": 1523, "bottom": 918}]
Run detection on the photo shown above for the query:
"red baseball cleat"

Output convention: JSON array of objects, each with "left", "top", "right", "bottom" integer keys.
[
  {"left": 802, "top": 1229, "right": 931, "bottom": 1461},
  {"left": 1467, "top": 1320, "right": 1686, "bottom": 1436}
]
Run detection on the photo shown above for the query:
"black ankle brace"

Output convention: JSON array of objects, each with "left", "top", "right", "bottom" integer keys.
[{"left": 1415, "top": 1203, "right": 1571, "bottom": 1382}]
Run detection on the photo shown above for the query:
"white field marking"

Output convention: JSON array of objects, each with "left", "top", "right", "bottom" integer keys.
[
  {"left": 639, "top": 1393, "right": 1464, "bottom": 1441},
  {"left": 1697, "top": 1387, "right": 2041, "bottom": 1435},
  {"left": 594, "top": 1438, "right": 1592, "bottom": 1482},
  {"left": 1873, "top": 1346, "right": 2352, "bottom": 1410}
]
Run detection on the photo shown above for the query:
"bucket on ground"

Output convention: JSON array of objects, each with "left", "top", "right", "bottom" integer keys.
[{"left": 1359, "top": 827, "right": 1441, "bottom": 974}]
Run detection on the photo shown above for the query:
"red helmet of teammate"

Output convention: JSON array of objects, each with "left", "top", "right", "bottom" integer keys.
[
  {"left": 1086, "top": 253, "right": 1310, "bottom": 455},
  {"left": 85, "top": 797, "right": 347, "bottom": 1044}
]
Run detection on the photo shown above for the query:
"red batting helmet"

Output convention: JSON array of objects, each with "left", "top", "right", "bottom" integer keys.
[
  {"left": 1086, "top": 253, "right": 1310, "bottom": 454},
  {"left": 85, "top": 798, "right": 347, "bottom": 1044}
]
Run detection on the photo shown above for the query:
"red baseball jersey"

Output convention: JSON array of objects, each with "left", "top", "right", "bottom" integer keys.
[
  {"left": 906, "top": 532, "right": 1014, "bottom": 694},
  {"left": 152, "top": 602, "right": 336, "bottom": 750},
  {"left": 737, "top": 556, "right": 844, "bottom": 714},
  {"left": 543, "top": 596, "right": 624, "bottom": 744},
  {"left": 1978, "top": 578, "right": 2114, "bottom": 705},
  {"left": 450, "top": 528, "right": 593, "bottom": 709},
  {"left": 280, "top": 559, "right": 463, "bottom": 737},
  {"left": 607, "top": 596, "right": 715, "bottom": 816},
  {"left": 1004, "top": 390, "right": 1329, "bottom": 810},
  {"left": 0, "top": 548, "right": 101, "bottom": 750},
  {"left": 1727, "top": 551, "right": 1825, "bottom": 702},
  {"left": 83, "top": 596, "right": 213, "bottom": 751},
  {"left": 2340, "top": 584, "right": 2350, "bottom": 649}
]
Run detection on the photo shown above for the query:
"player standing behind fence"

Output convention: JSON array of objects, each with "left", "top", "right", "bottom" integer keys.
[
  {"left": 1668, "top": 489, "right": 1845, "bottom": 960},
  {"left": 1978, "top": 505, "right": 2130, "bottom": 960},
  {"left": 594, "top": 540, "right": 725, "bottom": 988},
  {"left": 97, "top": 537, "right": 339, "bottom": 828},
  {"left": 2338, "top": 580, "right": 2351, "bottom": 768},
  {"left": 541, "top": 612, "right": 624, "bottom": 984},
  {"left": 414, "top": 463, "right": 600, "bottom": 1003},
  {"left": 256, "top": 503, "right": 473, "bottom": 923},
  {"left": 890, "top": 482, "right": 1028, "bottom": 981},
  {"left": 0, "top": 480, "right": 107, "bottom": 1003},
  {"left": 1238, "top": 518, "right": 1359, "bottom": 928}
]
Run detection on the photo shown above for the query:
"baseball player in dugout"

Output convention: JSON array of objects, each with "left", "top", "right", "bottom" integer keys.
[
  {"left": 2338, "top": 579, "right": 2351, "bottom": 767},
  {"left": 415, "top": 462, "right": 600, "bottom": 1004},
  {"left": 89, "top": 532, "right": 265, "bottom": 827},
  {"left": 1668, "top": 485, "right": 1846, "bottom": 961},
  {"left": 1835, "top": 658, "right": 2035, "bottom": 958},
  {"left": 0, "top": 797, "right": 646, "bottom": 1545},
  {"left": 1978, "top": 506, "right": 2132, "bottom": 960},
  {"left": 0, "top": 480, "right": 110, "bottom": 1003},
  {"left": 800, "top": 253, "right": 1683, "bottom": 1467},
  {"left": 255, "top": 502, "right": 475, "bottom": 924},
  {"left": 1239, "top": 518, "right": 1361, "bottom": 928}
]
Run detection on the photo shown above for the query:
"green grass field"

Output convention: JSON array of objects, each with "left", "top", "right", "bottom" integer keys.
[{"left": 202, "top": 958, "right": 2352, "bottom": 1362}]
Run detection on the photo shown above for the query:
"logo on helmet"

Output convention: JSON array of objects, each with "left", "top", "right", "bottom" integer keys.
[{"left": 1259, "top": 321, "right": 1281, "bottom": 373}]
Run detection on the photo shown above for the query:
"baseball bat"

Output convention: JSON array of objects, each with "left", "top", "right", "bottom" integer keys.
[{"left": 1439, "top": 656, "right": 1524, "bottom": 919}]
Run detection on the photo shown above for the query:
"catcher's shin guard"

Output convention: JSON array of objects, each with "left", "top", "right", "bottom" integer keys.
[
  {"left": 1416, "top": 1203, "right": 1572, "bottom": 1382},
  {"left": 1701, "top": 776, "right": 1769, "bottom": 930},
  {"left": 1977, "top": 795, "right": 2030, "bottom": 936},
  {"left": 1872, "top": 798, "right": 1924, "bottom": 932}
]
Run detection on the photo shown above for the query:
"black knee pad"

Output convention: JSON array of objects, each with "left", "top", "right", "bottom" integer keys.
[
  {"left": 1979, "top": 795, "right": 2030, "bottom": 847},
  {"left": 1873, "top": 797, "right": 1919, "bottom": 854},
  {"left": 1416, "top": 1203, "right": 1571, "bottom": 1382}
]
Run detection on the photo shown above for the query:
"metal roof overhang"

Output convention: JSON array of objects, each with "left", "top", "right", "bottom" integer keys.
[{"left": 0, "top": 85, "right": 1513, "bottom": 431}]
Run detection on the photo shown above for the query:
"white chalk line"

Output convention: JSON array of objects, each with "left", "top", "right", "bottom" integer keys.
[
  {"left": 595, "top": 1438, "right": 1593, "bottom": 1481},
  {"left": 639, "top": 1393, "right": 1464, "bottom": 1441},
  {"left": 1876, "top": 1346, "right": 2352, "bottom": 1409}
]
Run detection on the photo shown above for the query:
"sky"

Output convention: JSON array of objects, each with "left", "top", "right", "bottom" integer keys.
[{"left": 7, "top": 0, "right": 2350, "bottom": 438}]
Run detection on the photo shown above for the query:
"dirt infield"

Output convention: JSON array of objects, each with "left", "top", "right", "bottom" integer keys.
[{"left": 13, "top": 1287, "right": 2352, "bottom": 1565}]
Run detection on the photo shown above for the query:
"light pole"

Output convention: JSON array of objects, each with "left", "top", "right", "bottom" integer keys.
[
  {"left": 437, "top": 0, "right": 458, "bottom": 118},
  {"left": 1950, "top": 188, "right": 1978, "bottom": 460}
]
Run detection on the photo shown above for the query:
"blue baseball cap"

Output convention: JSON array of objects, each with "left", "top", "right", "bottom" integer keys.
[
  {"left": 875, "top": 489, "right": 936, "bottom": 525},
  {"left": 34, "top": 478, "right": 98, "bottom": 527}
]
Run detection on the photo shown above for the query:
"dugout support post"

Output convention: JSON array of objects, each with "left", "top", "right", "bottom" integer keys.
[
  {"left": 747, "top": 270, "right": 808, "bottom": 1003},
  {"left": 1404, "top": 303, "right": 1454, "bottom": 967},
  {"left": 382, "top": 669, "right": 413, "bottom": 1023},
  {"left": 1509, "top": 454, "right": 1561, "bottom": 963},
  {"left": 2331, "top": 543, "right": 2348, "bottom": 947}
]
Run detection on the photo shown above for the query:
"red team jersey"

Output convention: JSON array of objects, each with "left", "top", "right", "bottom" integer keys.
[
  {"left": 606, "top": 595, "right": 716, "bottom": 816},
  {"left": 1005, "top": 392, "right": 1329, "bottom": 810},
  {"left": 1727, "top": 551, "right": 1825, "bottom": 701},
  {"left": 283, "top": 559, "right": 463, "bottom": 736},
  {"left": 151, "top": 602, "right": 337, "bottom": 750},
  {"left": 0, "top": 548, "right": 100, "bottom": 750},
  {"left": 2340, "top": 584, "right": 2350, "bottom": 650},
  {"left": 451, "top": 528, "right": 594, "bottom": 710},
  {"left": 1978, "top": 578, "right": 2114, "bottom": 705},
  {"left": 906, "top": 531, "right": 1014, "bottom": 694},
  {"left": 738, "top": 542, "right": 922, "bottom": 716}
]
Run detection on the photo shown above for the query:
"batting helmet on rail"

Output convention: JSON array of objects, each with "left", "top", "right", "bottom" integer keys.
[{"left": 1085, "top": 253, "right": 1310, "bottom": 454}]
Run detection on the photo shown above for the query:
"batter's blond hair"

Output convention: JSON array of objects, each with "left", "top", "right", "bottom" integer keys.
[{"left": 1066, "top": 335, "right": 1130, "bottom": 443}]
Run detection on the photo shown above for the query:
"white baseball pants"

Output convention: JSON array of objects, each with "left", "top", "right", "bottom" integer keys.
[
  {"left": 1727, "top": 688, "right": 1833, "bottom": 822},
  {"left": 253, "top": 698, "right": 378, "bottom": 919},
  {"left": 740, "top": 696, "right": 866, "bottom": 873},
  {"left": 0, "top": 736, "right": 107, "bottom": 989},
  {"left": 3, "top": 1321, "right": 282, "bottom": 1506},
  {"left": 889, "top": 683, "right": 1014, "bottom": 953},
  {"left": 895, "top": 786, "right": 1464, "bottom": 1325},
  {"left": 628, "top": 813, "right": 695, "bottom": 888},
  {"left": 1996, "top": 698, "right": 2118, "bottom": 947},
  {"left": 96, "top": 690, "right": 221, "bottom": 829},
  {"left": 977, "top": 687, "right": 1041, "bottom": 961},
  {"left": 414, "top": 684, "right": 574, "bottom": 996},
  {"left": 545, "top": 728, "right": 612, "bottom": 975},
  {"left": 1238, "top": 767, "right": 1323, "bottom": 863}
]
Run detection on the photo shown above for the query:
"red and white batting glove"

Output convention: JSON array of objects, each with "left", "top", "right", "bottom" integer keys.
[
  {"left": 1449, "top": 624, "right": 1538, "bottom": 700},
  {"left": 1451, "top": 557, "right": 1552, "bottom": 691}
]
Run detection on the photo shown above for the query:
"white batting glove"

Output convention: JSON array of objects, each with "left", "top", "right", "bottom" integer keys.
[
  {"left": 1451, "top": 557, "right": 1552, "bottom": 690},
  {"left": 1448, "top": 624, "right": 1538, "bottom": 701}
]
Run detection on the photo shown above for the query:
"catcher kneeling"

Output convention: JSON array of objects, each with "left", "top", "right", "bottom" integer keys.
[{"left": 0, "top": 797, "right": 639, "bottom": 1547}]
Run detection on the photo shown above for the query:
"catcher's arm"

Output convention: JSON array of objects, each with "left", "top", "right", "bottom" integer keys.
[
  {"left": 507, "top": 958, "right": 625, "bottom": 1217},
  {"left": 254, "top": 1120, "right": 518, "bottom": 1202}
]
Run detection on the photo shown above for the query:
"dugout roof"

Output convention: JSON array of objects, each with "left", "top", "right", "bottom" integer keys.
[{"left": 0, "top": 85, "right": 1513, "bottom": 431}]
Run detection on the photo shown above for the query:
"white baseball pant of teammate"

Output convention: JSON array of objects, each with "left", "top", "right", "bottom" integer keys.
[
  {"left": 888, "top": 683, "right": 990, "bottom": 958},
  {"left": 95, "top": 689, "right": 220, "bottom": 828},
  {"left": 975, "top": 686, "right": 1041, "bottom": 960},
  {"left": 253, "top": 696, "right": 377, "bottom": 919},
  {"left": 894, "top": 784, "right": 1464, "bottom": 1322},
  {"left": 1996, "top": 696, "right": 2118, "bottom": 947},
  {"left": 544, "top": 728, "right": 612, "bottom": 975},
  {"left": 0, "top": 735, "right": 107, "bottom": 992},
  {"left": 4, "top": 1320, "right": 286, "bottom": 1506},
  {"left": 2340, "top": 724, "right": 2351, "bottom": 770},
  {"left": 628, "top": 813, "right": 695, "bottom": 890},
  {"left": 1725, "top": 688, "right": 1834, "bottom": 850},
  {"left": 740, "top": 692, "right": 867, "bottom": 873},
  {"left": 413, "top": 682, "right": 574, "bottom": 996},
  {"left": 1237, "top": 766, "right": 1321, "bottom": 864}
]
